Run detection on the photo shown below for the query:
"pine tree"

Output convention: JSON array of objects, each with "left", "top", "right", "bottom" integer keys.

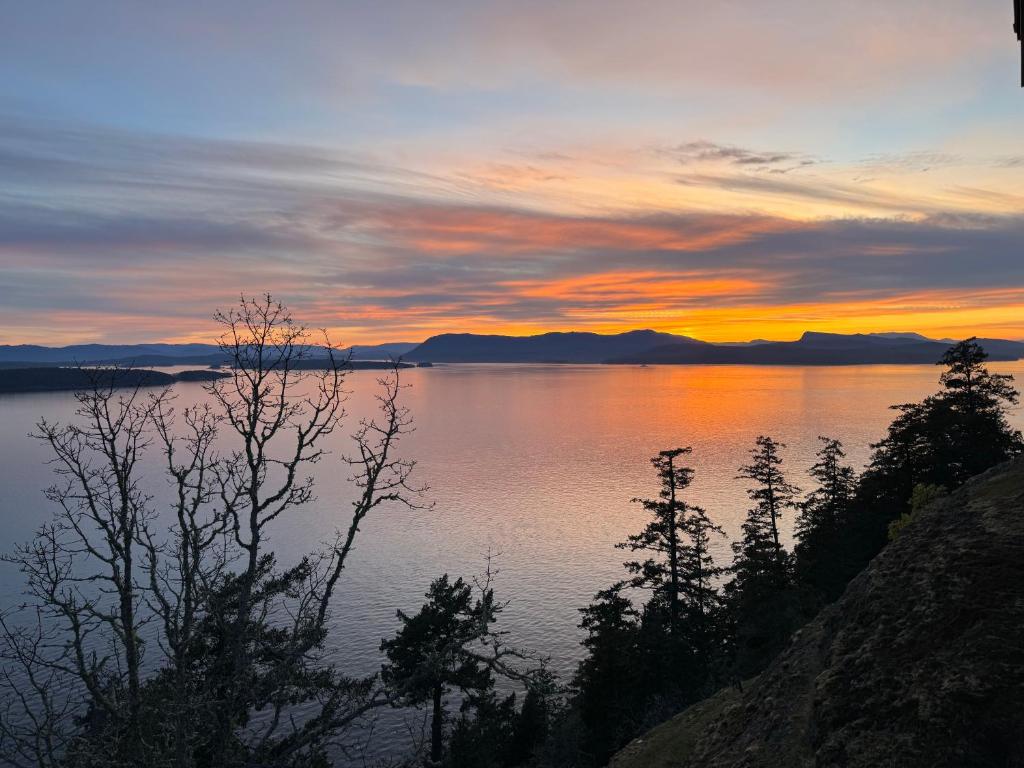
[
  {"left": 574, "top": 587, "right": 642, "bottom": 766},
  {"left": 732, "top": 436, "right": 799, "bottom": 587},
  {"left": 726, "top": 436, "right": 802, "bottom": 677},
  {"left": 794, "top": 437, "right": 856, "bottom": 601},
  {"left": 617, "top": 448, "right": 695, "bottom": 633},
  {"left": 937, "top": 338, "right": 1022, "bottom": 481},
  {"left": 814, "top": 339, "right": 1023, "bottom": 609},
  {"left": 381, "top": 575, "right": 497, "bottom": 765},
  {"left": 676, "top": 504, "right": 726, "bottom": 670}
]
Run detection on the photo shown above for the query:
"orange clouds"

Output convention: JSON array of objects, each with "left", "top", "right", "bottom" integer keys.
[
  {"left": 359, "top": 204, "right": 795, "bottom": 256},
  {"left": 502, "top": 270, "right": 763, "bottom": 303},
  {"left": 3, "top": 119, "right": 1023, "bottom": 347}
]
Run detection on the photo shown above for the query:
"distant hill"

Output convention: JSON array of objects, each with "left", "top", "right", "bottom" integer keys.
[
  {"left": 404, "top": 330, "right": 705, "bottom": 363},
  {"left": 0, "top": 341, "right": 419, "bottom": 367},
  {"left": 0, "top": 361, "right": 410, "bottom": 394},
  {"left": 609, "top": 332, "right": 1024, "bottom": 365},
  {"left": 4, "top": 332, "right": 1022, "bottom": 368},
  {"left": 346, "top": 342, "right": 419, "bottom": 360},
  {"left": 0, "top": 343, "right": 222, "bottom": 365},
  {"left": 403, "top": 329, "right": 1024, "bottom": 365}
]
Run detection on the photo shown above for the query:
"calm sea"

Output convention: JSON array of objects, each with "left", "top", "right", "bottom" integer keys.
[{"left": 2, "top": 362, "right": 1022, "bottom": 759}]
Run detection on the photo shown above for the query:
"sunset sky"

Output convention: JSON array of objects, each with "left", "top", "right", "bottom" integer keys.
[{"left": 2, "top": 1, "right": 1024, "bottom": 344}]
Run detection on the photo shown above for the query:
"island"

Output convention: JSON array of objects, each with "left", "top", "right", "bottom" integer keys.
[{"left": 0, "top": 362, "right": 412, "bottom": 394}]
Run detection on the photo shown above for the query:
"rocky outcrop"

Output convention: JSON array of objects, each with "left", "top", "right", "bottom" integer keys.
[{"left": 611, "top": 459, "right": 1024, "bottom": 768}]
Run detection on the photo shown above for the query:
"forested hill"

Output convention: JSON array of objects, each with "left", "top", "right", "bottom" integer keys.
[
  {"left": 610, "top": 457, "right": 1024, "bottom": 768},
  {"left": 403, "top": 330, "right": 703, "bottom": 363},
  {"left": 403, "top": 330, "right": 1024, "bottom": 364},
  {"left": 6, "top": 332, "right": 1024, "bottom": 367},
  {"left": 0, "top": 342, "right": 418, "bottom": 367},
  {"left": 608, "top": 332, "right": 1024, "bottom": 365}
]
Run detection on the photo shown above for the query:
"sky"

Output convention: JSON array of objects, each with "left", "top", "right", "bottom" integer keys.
[{"left": 2, "top": 0, "right": 1024, "bottom": 345}]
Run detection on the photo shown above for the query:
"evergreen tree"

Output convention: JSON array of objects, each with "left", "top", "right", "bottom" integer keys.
[
  {"left": 570, "top": 449, "right": 727, "bottom": 765},
  {"left": 726, "top": 436, "right": 802, "bottom": 677},
  {"left": 572, "top": 587, "right": 643, "bottom": 766},
  {"left": 937, "top": 338, "right": 1021, "bottom": 482},
  {"left": 676, "top": 504, "right": 726, "bottom": 674},
  {"left": 445, "top": 667, "right": 557, "bottom": 768},
  {"left": 732, "top": 436, "right": 798, "bottom": 587},
  {"left": 617, "top": 448, "right": 693, "bottom": 632},
  {"left": 617, "top": 447, "right": 726, "bottom": 678},
  {"left": 854, "top": 340, "right": 1022, "bottom": 567},
  {"left": 505, "top": 669, "right": 558, "bottom": 766},
  {"left": 793, "top": 437, "right": 856, "bottom": 602},
  {"left": 381, "top": 575, "right": 497, "bottom": 765},
  {"left": 446, "top": 688, "right": 518, "bottom": 768}
]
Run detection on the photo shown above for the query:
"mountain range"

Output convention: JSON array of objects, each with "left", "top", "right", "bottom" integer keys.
[
  {"left": 2, "top": 331, "right": 1022, "bottom": 367},
  {"left": 402, "top": 330, "right": 1024, "bottom": 365}
]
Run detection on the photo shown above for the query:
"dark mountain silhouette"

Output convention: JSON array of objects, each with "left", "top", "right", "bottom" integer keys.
[
  {"left": 0, "top": 360, "right": 410, "bottom": 394},
  {"left": 0, "top": 343, "right": 222, "bottom": 364},
  {"left": 5, "top": 332, "right": 1023, "bottom": 368},
  {"left": 347, "top": 342, "right": 419, "bottom": 359},
  {"left": 403, "top": 329, "right": 1024, "bottom": 364},
  {"left": 609, "top": 332, "right": 1024, "bottom": 365},
  {"left": 0, "top": 342, "right": 419, "bottom": 368},
  {"left": 403, "top": 330, "right": 705, "bottom": 363}
]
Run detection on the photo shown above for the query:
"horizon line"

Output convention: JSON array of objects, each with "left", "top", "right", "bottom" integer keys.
[{"left": 4, "top": 328, "right": 1024, "bottom": 351}]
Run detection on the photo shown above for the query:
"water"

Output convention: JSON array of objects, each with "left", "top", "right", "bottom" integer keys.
[{"left": 1, "top": 362, "right": 1022, "bottom": 760}]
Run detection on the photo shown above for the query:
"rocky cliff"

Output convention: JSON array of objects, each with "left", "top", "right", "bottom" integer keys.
[{"left": 611, "top": 458, "right": 1024, "bottom": 768}]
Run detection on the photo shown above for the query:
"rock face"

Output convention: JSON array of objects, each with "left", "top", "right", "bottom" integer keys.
[{"left": 611, "top": 459, "right": 1024, "bottom": 768}]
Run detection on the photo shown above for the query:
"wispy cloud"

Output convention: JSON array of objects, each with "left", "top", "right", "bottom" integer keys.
[
  {"left": 1, "top": 114, "right": 1023, "bottom": 344},
  {"left": 663, "top": 140, "right": 818, "bottom": 173}
]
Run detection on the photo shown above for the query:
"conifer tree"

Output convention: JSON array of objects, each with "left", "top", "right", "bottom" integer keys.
[
  {"left": 381, "top": 575, "right": 497, "bottom": 765},
  {"left": 726, "top": 436, "right": 801, "bottom": 676},
  {"left": 617, "top": 448, "right": 695, "bottom": 633},
  {"left": 676, "top": 504, "right": 726, "bottom": 668},
  {"left": 794, "top": 437, "right": 856, "bottom": 601},
  {"left": 937, "top": 338, "right": 1022, "bottom": 481},
  {"left": 809, "top": 339, "right": 1022, "bottom": 608},
  {"left": 573, "top": 587, "right": 642, "bottom": 766},
  {"left": 732, "top": 436, "right": 799, "bottom": 587}
]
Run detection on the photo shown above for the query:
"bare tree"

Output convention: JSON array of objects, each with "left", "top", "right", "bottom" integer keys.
[
  {"left": 141, "top": 393, "right": 225, "bottom": 767},
  {"left": 0, "top": 371, "right": 158, "bottom": 766},
  {"left": 0, "top": 294, "right": 424, "bottom": 768}
]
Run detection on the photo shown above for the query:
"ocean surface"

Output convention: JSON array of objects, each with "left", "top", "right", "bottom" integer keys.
[{"left": 1, "top": 361, "right": 1022, "bottom": 760}]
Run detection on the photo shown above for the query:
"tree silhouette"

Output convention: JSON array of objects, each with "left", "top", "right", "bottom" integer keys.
[
  {"left": 733, "top": 436, "right": 798, "bottom": 584},
  {"left": 793, "top": 437, "right": 856, "bottom": 601},
  {"left": 618, "top": 448, "right": 697, "bottom": 632},
  {"left": 726, "top": 436, "right": 801, "bottom": 677},
  {"left": 574, "top": 587, "right": 642, "bottom": 765},
  {"left": 676, "top": 504, "right": 726, "bottom": 672},
  {"left": 0, "top": 295, "right": 423, "bottom": 768},
  {"left": 814, "top": 339, "right": 1022, "bottom": 609},
  {"left": 937, "top": 338, "right": 1021, "bottom": 481},
  {"left": 381, "top": 574, "right": 500, "bottom": 765}
]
